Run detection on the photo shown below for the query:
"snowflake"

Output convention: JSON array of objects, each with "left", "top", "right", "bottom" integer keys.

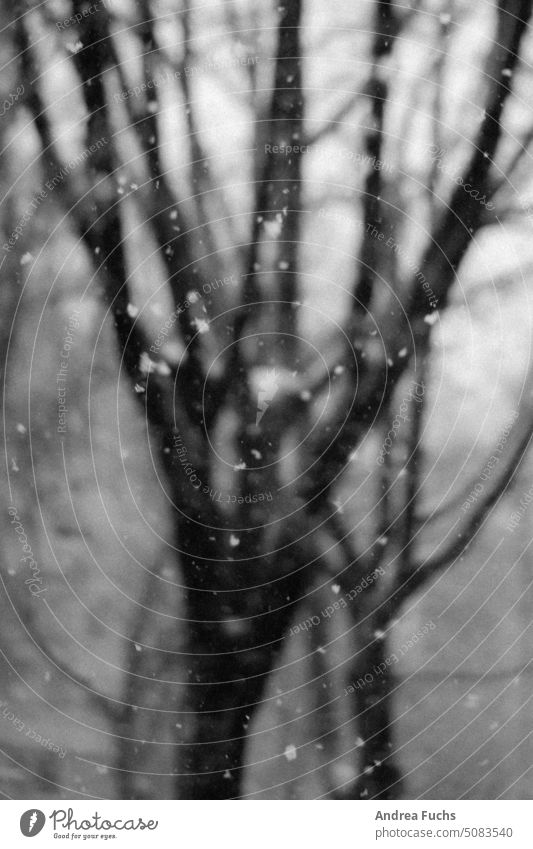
[{"left": 192, "top": 318, "right": 209, "bottom": 334}]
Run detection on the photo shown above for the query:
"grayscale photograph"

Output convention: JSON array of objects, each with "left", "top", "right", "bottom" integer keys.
[{"left": 1, "top": 0, "right": 532, "bottom": 807}]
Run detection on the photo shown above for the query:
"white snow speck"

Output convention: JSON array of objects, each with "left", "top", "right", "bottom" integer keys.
[
  {"left": 126, "top": 303, "right": 139, "bottom": 318},
  {"left": 139, "top": 352, "right": 157, "bottom": 374},
  {"left": 229, "top": 535, "right": 240, "bottom": 548},
  {"left": 278, "top": 260, "right": 289, "bottom": 270},
  {"left": 374, "top": 629, "right": 386, "bottom": 640},
  {"left": 398, "top": 347, "right": 408, "bottom": 358},
  {"left": 251, "top": 449, "right": 262, "bottom": 460},
  {"left": 20, "top": 252, "right": 33, "bottom": 266},
  {"left": 333, "top": 498, "right": 344, "bottom": 515},
  {"left": 16, "top": 423, "right": 26, "bottom": 434},
  {"left": 424, "top": 312, "right": 438, "bottom": 325},
  {"left": 439, "top": 12, "right": 451, "bottom": 25},
  {"left": 233, "top": 461, "right": 246, "bottom": 470},
  {"left": 334, "top": 365, "right": 345, "bottom": 375},
  {"left": 332, "top": 584, "right": 341, "bottom": 594},
  {"left": 263, "top": 214, "right": 283, "bottom": 239},
  {"left": 284, "top": 744, "right": 297, "bottom": 762},
  {"left": 135, "top": 643, "right": 142, "bottom": 652},
  {"left": 192, "top": 317, "right": 210, "bottom": 334}
]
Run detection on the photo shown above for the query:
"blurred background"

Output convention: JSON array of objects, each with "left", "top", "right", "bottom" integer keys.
[{"left": 1, "top": 0, "right": 532, "bottom": 800}]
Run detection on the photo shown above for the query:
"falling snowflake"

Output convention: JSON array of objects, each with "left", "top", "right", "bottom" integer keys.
[
  {"left": 284, "top": 744, "right": 297, "bottom": 762},
  {"left": 139, "top": 352, "right": 157, "bottom": 375},
  {"left": 155, "top": 360, "right": 171, "bottom": 376},
  {"left": 192, "top": 317, "right": 209, "bottom": 334},
  {"left": 263, "top": 214, "right": 284, "bottom": 239},
  {"left": 229, "top": 535, "right": 240, "bottom": 548},
  {"left": 20, "top": 253, "right": 33, "bottom": 266}
]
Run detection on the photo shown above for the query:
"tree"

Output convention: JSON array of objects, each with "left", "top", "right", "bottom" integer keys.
[{"left": 5, "top": 0, "right": 533, "bottom": 799}]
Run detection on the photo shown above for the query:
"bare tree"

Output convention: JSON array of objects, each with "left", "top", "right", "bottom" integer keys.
[{"left": 6, "top": 0, "right": 533, "bottom": 799}]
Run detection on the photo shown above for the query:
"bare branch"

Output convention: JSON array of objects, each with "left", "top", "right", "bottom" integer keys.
[
  {"left": 353, "top": 0, "right": 398, "bottom": 314},
  {"left": 398, "top": 400, "right": 533, "bottom": 602}
]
